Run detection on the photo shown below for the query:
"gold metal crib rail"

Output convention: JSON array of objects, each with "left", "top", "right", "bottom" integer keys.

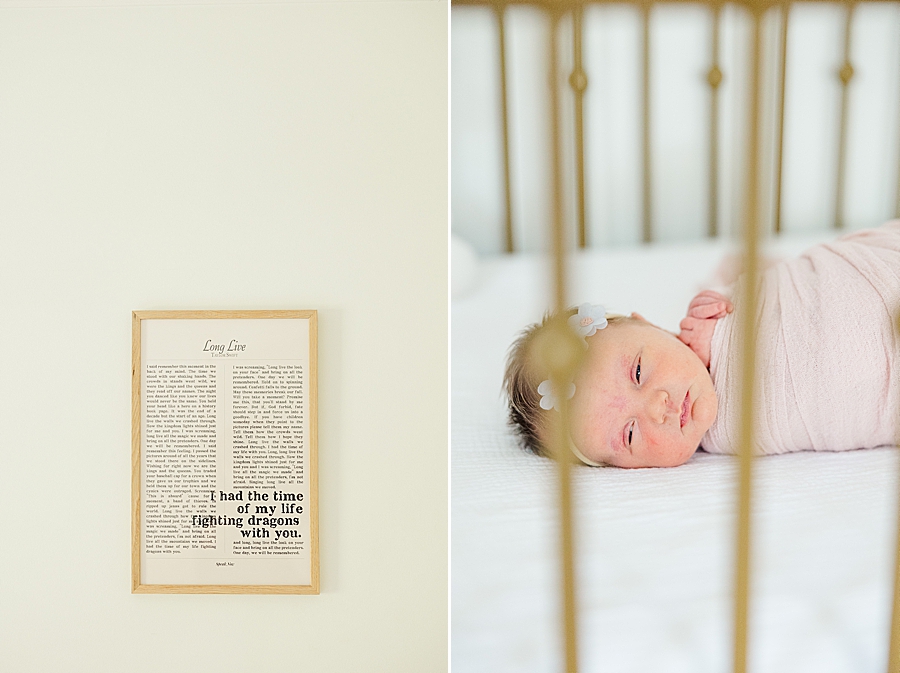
[{"left": 451, "top": 1, "right": 900, "bottom": 672}]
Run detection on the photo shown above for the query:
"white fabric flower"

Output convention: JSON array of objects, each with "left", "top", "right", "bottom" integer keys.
[
  {"left": 538, "top": 379, "right": 576, "bottom": 411},
  {"left": 568, "top": 303, "right": 608, "bottom": 338}
]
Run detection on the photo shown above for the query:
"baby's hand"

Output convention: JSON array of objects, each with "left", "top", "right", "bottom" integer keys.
[{"left": 678, "top": 290, "right": 733, "bottom": 368}]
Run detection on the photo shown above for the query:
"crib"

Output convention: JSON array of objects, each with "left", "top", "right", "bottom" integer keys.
[{"left": 451, "top": 1, "right": 900, "bottom": 672}]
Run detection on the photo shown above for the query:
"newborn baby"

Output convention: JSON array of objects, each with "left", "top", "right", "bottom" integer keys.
[{"left": 504, "top": 221, "right": 900, "bottom": 468}]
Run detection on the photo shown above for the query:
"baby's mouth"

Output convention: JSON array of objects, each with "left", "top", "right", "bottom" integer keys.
[{"left": 680, "top": 391, "right": 691, "bottom": 428}]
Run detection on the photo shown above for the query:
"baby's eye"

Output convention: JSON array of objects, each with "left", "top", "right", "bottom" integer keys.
[
  {"left": 635, "top": 360, "right": 642, "bottom": 384},
  {"left": 627, "top": 421, "right": 635, "bottom": 447}
]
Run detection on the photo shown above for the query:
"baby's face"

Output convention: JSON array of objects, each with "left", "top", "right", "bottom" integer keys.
[{"left": 569, "top": 317, "right": 717, "bottom": 468}]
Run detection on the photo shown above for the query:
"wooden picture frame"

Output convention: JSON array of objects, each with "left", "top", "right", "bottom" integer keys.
[{"left": 131, "top": 310, "right": 318, "bottom": 594}]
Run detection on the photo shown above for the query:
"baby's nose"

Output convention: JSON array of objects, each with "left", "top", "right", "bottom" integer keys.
[{"left": 650, "top": 390, "right": 672, "bottom": 424}]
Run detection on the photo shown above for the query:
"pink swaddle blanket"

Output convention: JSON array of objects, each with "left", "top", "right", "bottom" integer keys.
[{"left": 702, "top": 221, "right": 900, "bottom": 455}]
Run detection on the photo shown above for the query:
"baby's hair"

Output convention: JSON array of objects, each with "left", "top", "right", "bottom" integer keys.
[{"left": 503, "top": 309, "right": 633, "bottom": 458}]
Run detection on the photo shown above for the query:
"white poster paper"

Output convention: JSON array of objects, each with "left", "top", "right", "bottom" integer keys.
[{"left": 134, "top": 313, "right": 317, "bottom": 592}]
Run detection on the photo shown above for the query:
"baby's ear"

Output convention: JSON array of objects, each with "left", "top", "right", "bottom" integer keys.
[{"left": 630, "top": 312, "right": 647, "bottom": 322}]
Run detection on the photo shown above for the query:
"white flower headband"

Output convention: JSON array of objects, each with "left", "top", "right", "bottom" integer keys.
[
  {"left": 537, "top": 379, "right": 575, "bottom": 411},
  {"left": 567, "top": 302, "right": 608, "bottom": 339},
  {"left": 537, "top": 303, "right": 608, "bottom": 467},
  {"left": 537, "top": 303, "right": 607, "bottom": 409}
]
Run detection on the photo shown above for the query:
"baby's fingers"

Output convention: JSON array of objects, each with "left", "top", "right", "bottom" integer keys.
[
  {"left": 689, "top": 290, "right": 733, "bottom": 312},
  {"left": 689, "top": 291, "right": 723, "bottom": 306},
  {"left": 678, "top": 316, "right": 713, "bottom": 367},
  {"left": 678, "top": 317, "right": 699, "bottom": 343},
  {"left": 688, "top": 301, "right": 730, "bottom": 319},
  {"left": 680, "top": 316, "right": 698, "bottom": 331}
]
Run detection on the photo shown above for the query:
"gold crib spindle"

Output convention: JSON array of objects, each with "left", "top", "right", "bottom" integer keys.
[
  {"left": 894, "top": 2, "right": 900, "bottom": 221},
  {"left": 641, "top": 0, "right": 653, "bottom": 243},
  {"left": 896, "top": 110, "right": 900, "bottom": 218},
  {"left": 896, "top": 38, "right": 900, "bottom": 221},
  {"left": 774, "top": 0, "right": 791, "bottom": 235},
  {"left": 571, "top": 2, "right": 589, "bottom": 248},
  {"left": 550, "top": 7, "right": 581, "bottom": 672},
  {"left": 890, "top": 312, "right": 900, "bottom": 673},
  {"left": 734, "top": 4, "right": 763, "bottom": 673},
  {"left": 496, "top": 0, "right": 516, "bottom": 253},
  {"left": 834, "top": 0, "right": 856, "bottom": 230},
  {"left": 707, "top": 2, "right": 723, "bottom": 238}
]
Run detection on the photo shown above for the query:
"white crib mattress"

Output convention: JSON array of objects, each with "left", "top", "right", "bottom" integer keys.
[{"left": 451, "top": 232, "right": 900, "bottom": 673}]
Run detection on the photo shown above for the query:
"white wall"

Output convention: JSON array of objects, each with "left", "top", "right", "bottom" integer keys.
[{"left": 0, "top": 2, "right": 448, "bottom": 671}]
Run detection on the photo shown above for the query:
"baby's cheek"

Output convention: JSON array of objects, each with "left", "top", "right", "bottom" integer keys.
[
  {"left": 644, "top": 433, "right": 682, "bottom": 467},
  {"left": 608, "top": 396, "right": 627, "bottom": 412},
  {"left": 644, "top": 433, "right": 661, "bottom": 452}
]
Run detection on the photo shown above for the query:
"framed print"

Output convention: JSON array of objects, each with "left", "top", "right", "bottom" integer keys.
[{"left": 131, "top": 310, "right": 318, "bottom": 594}]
